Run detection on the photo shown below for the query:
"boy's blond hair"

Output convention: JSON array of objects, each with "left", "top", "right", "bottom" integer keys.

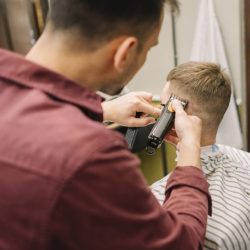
[{"left": 167, "top": 61, "right": 231, "bottom": 132}]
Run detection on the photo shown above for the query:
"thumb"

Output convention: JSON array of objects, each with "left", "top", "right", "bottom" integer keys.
[{"left": 171, "top": 100, "right": 185, "bottom": 114}]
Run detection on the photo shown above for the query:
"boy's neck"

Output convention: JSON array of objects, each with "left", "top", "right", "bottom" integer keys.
[{"left": 200, "top": 132, "right": 216, "bottom": 147}]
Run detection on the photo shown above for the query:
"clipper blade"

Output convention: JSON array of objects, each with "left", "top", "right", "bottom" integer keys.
[
  {"left": 166, "top": 94, "right": 188, "bottom": 112},
  {"left": 146, "top": 94, "right": 188, "bottom": 155}
]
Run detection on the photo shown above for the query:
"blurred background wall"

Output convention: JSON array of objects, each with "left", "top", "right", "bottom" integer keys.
[{"left": 0, "top": 0, "right": 48, "bottom": 54}]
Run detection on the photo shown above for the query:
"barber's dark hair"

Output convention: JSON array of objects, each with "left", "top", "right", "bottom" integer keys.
[{"left": 48, "top": 0, "right": 178, "bottom": 49}]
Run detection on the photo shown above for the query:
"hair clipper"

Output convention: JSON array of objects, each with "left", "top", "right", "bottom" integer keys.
[{"left": 146, "top": 95, "right": 188, "bottom": 155}]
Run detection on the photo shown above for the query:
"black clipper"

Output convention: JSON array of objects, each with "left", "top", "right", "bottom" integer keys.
[{"left": 146, "top": 95, "right": 188, "bottom": 155}]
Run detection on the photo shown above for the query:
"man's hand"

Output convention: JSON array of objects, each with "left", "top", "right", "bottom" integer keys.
[
  {"left": 102, "top": 92, "right": 161, "bottom": 127},
  {"left": 169, "top": 100, "right": 202, "bottom": 168}
]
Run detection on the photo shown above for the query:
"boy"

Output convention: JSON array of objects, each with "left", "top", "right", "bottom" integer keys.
[{"left": 152, "top": 62, "right": 250, "bottom": 250}]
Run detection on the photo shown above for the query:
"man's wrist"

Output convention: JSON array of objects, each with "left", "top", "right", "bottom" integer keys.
[
  {"left": 177, "top": 141, "right": 201, "bottom": 168},
  {"left": 102, "top": 102, "right": 112, "bottom": 122}
]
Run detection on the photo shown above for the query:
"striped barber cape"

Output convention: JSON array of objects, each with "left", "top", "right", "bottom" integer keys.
[{"left": 151, "top": 144, "right": 250, "bottom": 250}]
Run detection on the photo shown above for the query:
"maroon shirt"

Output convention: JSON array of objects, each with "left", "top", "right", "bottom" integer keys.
[{"left": 0, "top": 49, "right": 211, "bottom": 250}]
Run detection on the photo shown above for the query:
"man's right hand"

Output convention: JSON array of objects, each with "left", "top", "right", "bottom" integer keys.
[
  {"left": 102, "top": 92, "right": 161, "bottom": 127},
  {"left": 170, "top": 100, "right": 202, "bottom": 168}
]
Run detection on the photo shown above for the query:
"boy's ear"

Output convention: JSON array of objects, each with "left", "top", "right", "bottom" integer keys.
[
  {"left": 114, "top": 37, "right": 138, "bottom": 72},
  {"left": 161, "top": 81, "right": 171, "bottom": 104}
]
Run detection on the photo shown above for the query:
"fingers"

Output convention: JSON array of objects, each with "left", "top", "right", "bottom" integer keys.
[
  {"left": 126, "top": 116, "right": 156, "bottom": 127},
  {"left": 165, "top": 134, "right": 179, "bottom": 146},
  {"left": 165, "top": 128, "right": 177, "bottom": 139},
  {"left": 102, "top": 91, "right": 161, "bottom": 127},
  {"left": 171, "top": 99, "right": 185, "bottom": 114},
  {"left": 165, "top": 128, "right": 179, "bottom": 145},
  {"left": 135, "top": 91, "right": 153, "bottom": 102},
  {"left": 136, "top": 101, "right": 161, "bottom": 117},
  {"left": 129, "top": 91, "right": 161, "bottom": 117}
]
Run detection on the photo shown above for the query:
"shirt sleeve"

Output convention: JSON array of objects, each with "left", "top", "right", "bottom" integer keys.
[{"left": 49, "top": 138, "right": 211, "bottom": 250}]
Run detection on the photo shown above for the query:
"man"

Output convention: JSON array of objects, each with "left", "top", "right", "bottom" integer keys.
[
  {"left": 0, "top": 1, "right": 211, "bottom": 249},
  {"left": 151, "top": 61, "right": 250, "bottom": 250}
]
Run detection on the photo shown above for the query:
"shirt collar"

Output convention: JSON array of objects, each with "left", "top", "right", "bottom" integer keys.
[
  {"left": 175, "top": 144, "right": 222, "bottom": 162},
  {"left": 0, "top": 49, "right": 103, "bottom": 121},
  {"left": 200, "top": 144, "right": 221, "bottom": 158}
]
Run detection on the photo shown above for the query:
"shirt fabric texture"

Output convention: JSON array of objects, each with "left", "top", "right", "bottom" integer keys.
[
  {"left": 0, "top": 49, "right": 211, "bottom": 250},
  {"left": 151, "top": 144, "right": 250, "bottom": 250}
]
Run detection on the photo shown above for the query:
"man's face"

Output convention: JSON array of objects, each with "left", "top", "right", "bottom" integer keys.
[
  {"left": 101, "top": 18, "right": 163, "bottom": 95},
  {"left": 123, "top": 27, "right": 161, "bottom": 86}
]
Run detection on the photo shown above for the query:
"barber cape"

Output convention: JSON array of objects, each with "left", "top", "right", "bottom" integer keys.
[{"left": 151, "top": 145, "right": 250, "bottom": 250}]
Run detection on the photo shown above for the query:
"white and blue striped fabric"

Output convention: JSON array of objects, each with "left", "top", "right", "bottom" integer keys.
[{"left": 151, "top": 144, "right": 250, "bottom": 250}]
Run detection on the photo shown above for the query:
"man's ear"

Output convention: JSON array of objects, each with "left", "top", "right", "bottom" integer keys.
[{"left": 114, "top": 37, "right": 138, "bottom": 72}]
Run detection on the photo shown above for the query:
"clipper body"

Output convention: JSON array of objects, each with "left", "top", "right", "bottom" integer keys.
[{"left": 146, "top": 95, "right": 188, "bottom": 155}]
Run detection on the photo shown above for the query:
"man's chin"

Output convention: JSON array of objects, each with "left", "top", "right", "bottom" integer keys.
[
  {"left": 99, "top": 86, "right": 125, "bottom": 96},
  {"left": 98, "top": 69, "right": 134, "bottom": 96}
]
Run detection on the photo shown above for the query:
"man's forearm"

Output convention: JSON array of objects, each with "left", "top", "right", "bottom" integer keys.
[
  {"left": 163, "top": 166, "right": 212, "bottom": 249},
  {"left": 177, "top": 141, "right": 201, "bottom": 168}
]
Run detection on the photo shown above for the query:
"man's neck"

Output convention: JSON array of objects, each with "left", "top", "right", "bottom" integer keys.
[{"left": 26, "top": 28, "right": 108, "bottom": 91}]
